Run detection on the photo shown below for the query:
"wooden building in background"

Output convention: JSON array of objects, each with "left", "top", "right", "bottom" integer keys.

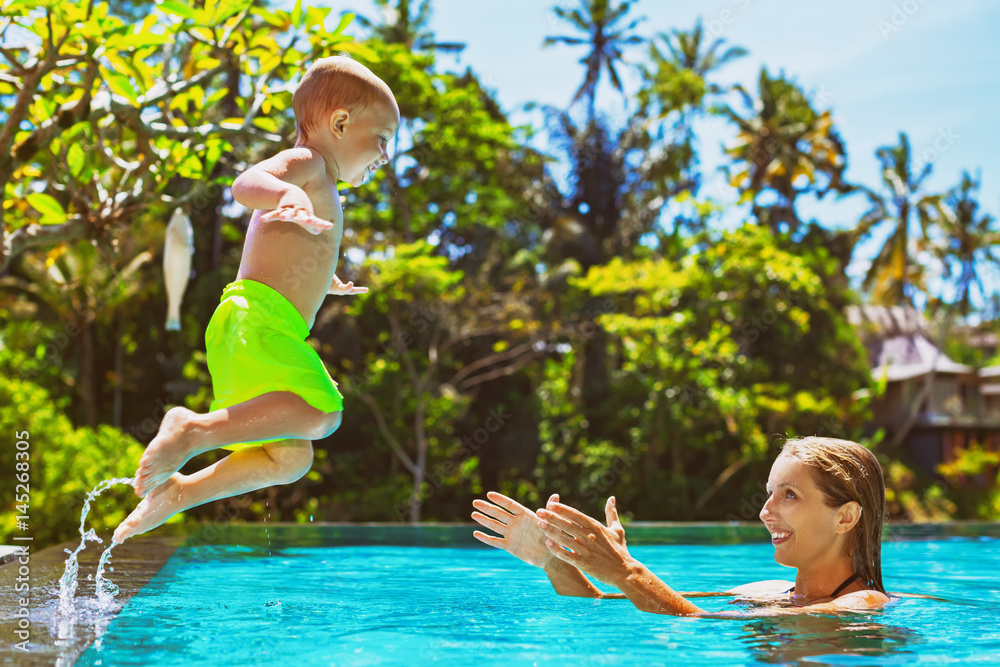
[{"left": 847, "top": 305, "right": 1000, "bottom": 476}]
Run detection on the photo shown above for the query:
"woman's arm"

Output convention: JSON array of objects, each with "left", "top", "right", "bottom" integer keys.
[
  {"left": 542, "top": 559, "right": 607, "bottom": 598},
  {"left": 472, "top": 492, "right": 608, "bottom": 598},
  {"left": 538, "top": 498, "right": 890, "bottom": 617},
  {"left": 537, "top": 497, "right": 705, "bottom": 615}
]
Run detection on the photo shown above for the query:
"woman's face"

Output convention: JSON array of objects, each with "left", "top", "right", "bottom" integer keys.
[{"left": 759, "top": 454, "right": 846, "bottom": 569}]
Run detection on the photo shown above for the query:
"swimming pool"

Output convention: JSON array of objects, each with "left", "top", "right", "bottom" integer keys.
[{"left": 48, "top": 524, "right": 999, "bottom": 665}]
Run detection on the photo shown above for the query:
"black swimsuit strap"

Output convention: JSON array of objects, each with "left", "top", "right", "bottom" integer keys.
[
  {"left": 829, "top": 572, "right": 862, "bottom": 598},
  {"left": 786, "top": 572, "right": 862, "bottom": 598}
]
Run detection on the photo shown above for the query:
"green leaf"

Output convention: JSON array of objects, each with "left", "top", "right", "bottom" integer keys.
[
  {"left": 202, "top": 138, "right": 226, "bottom": 175},
  {"left": 27, "top": 193, "right": 67, "bottom": 224},
  {"left": 103, "top": 71, "right": 138, "bottom": 103},
  {"left": 34, "top": 96, "right": 56, "bottom": 121},
  {"left": 258, "top": 50, "right": 281, "bottom": 72},
  {"left": 67, "top": 144, "right": 85, "bottom": 178},
  {"left": 306, "top": 5, "right": 332, "bottom": 27},
  {"left": 208, "top": 0, "right": 251, "bottom": 24},
  {"left": 255, "top": 8, "right": 288, "bottom": 29},
  {"left": 253, "top": 116, "right": 277, "bottom": 132},
  {"left": 332, "top": 11, "right": 354, "bottom": 35},
  {"left": 105, "top": 31, "right": 172, "bottom": 50},
  {"left": 291, "top": 0, "right": 303, "bottom": 26},
  {"left": 159, "top": 0, "right": 202, "bottom": 21},
  {"left": 186, "top": 85, "right": 204, "bottom": 109},
  {"left": 174, "top": 153, "right": 202, "bottom": 179}
]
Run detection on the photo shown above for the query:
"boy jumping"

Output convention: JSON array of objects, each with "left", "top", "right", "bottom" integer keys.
[{"left": 114, "top": 57, "right": 399, "bottom": 542}]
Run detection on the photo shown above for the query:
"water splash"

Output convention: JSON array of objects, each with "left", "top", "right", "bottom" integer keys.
[
  {"left": 58, "top": 528, "right": 101, "bottom": 637},
  {"left": 55, "top": 477, "right": 134, "bottom": 631},
  {"left": 94, "top": 542, "right": 121, "bottom": 607}
]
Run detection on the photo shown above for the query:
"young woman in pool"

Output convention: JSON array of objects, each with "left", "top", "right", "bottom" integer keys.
[{"left": 471, "top": 436, "right": 890, "bottom": 616}]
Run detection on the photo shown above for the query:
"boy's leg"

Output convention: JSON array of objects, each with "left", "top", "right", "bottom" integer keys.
[
  {"left": 114, "top": 438, "right": 314, "bottom": 543},
  {"left": 133, "top": 391, "right": 342, "bottom": 497}
]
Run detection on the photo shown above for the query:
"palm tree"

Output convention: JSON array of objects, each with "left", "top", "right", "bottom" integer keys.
[
  {"left": 933, "top": 172, "right": 1000, "bottom": 317},
  {"left": 544, "top": 0, "right": 644, "bottom": 117},
  {"left": 637, "top": 19, "right": 746, "bottom": 239},
  {"left": 643, "top": 19, "right": 747, "bottom": 114},
  {"left": 853, "top": 133, "right": 949, "bottom": 306},
  {"left": 353, "top": 0, "right": 465, "bottom": 53},
  {"left": 659, "top": 19, "right": 747, "bottom": 82},
  {"left": 722, "top": 68, "right": 848, "bottom": 235}
]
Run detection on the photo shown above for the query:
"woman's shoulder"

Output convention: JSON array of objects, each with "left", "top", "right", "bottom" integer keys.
[
  {"left": 833, "top": 589, "right": 892, "bottom": 609},
  {"left": 729, "top": 581, "right": 891, "bottom": 609},
  {"left": 726, "top": 580, "right": 795, "bottom": 596}
]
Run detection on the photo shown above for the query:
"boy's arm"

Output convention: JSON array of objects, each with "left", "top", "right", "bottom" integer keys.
[{"left": 231, "top": 148, "right": 334, "bottom": 234}]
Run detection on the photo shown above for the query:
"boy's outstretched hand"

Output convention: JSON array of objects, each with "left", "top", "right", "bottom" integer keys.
[
  {"left": 260, "top": 205, "right": 334, "bottom": 235},
  {"left": 328, "top": 274, "right": 368, "bottom": 295}
]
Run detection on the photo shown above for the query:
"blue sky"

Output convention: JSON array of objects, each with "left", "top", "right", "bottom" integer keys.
[{"left": 329, "top": 0, "right": 1000, "bottom": 294}]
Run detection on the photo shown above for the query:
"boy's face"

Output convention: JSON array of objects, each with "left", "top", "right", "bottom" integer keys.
[{"left": 330, "top": 100, "right": 400, "bottom": 187}]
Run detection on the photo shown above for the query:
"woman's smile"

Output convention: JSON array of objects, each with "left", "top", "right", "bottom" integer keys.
[{"left": 769, "top": 528, "right": 792, "bottom": 545}]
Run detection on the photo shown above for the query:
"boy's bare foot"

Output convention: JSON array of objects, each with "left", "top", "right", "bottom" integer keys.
[
  {"left": 113, "top": 474, "right": 186, "bottom": 543},
  {"left": 134, "top": 407, "right": 197, "bottom": 498}
]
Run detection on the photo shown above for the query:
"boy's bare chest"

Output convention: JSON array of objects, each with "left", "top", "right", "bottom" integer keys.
[{"left": 305, "top": 180, "right": 343, "bottom": 233}]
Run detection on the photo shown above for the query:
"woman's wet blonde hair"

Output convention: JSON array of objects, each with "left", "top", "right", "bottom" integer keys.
[
  {"left": 292, "top": 56, "right": 396, "bottom": 145},
  {"left": 780, "top": 436, "right": 887, "bottom": 594}
]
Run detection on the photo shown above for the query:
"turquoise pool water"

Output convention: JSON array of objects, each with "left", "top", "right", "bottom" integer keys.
[{"left": 75, "top": 535, "right": 1000, "bottom": 665}]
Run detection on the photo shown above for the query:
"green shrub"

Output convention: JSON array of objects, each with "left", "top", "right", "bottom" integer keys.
[
  {"left": 937, "top": 442, "right": 1000, "bottom": 520},
  {"left": 0, "top": 374, "right": 145, "bottom": 548}
]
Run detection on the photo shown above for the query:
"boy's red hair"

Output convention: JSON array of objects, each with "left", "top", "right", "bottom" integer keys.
[{"left": 292, "top": 56, "right": 396, "bottom": 145}]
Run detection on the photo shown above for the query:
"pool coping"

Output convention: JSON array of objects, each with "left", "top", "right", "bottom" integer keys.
[
  {"left": 174, "top": 519, "right": 1000, "bottom": 547},
  {"left": 4, "top": 519, "right": 999, "bottom": 559},
  {"left": 0, "top": 528, "right": 187, "bottom": 666}
]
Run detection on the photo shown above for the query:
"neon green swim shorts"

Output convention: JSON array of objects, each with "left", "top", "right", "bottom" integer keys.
[{"left": 205, "top": 279, "right": 343, "bottom": 450}]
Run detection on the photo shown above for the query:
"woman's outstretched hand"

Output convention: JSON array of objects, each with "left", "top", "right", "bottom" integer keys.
[
  {"left": 537, "top": 496, "right": 634, "bottom": 588},
  {"left": 472, "top": 491, "right": 560, "bottom": 569}
]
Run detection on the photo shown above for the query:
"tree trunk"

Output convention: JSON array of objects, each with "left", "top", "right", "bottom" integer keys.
[
  {"left": 407, "top": 398, "right": 429, "bottom": 523},
  {"left": 113, "top": 313, "right": 124, "bottom": 427},
  {"left": 80, "top": 318, "right": 98, "bottom": 426},
  {"left": 581, "top": 296, "right": 610, "bottom": 435}
]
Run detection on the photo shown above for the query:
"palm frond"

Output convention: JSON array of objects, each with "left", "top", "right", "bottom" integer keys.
[{"left": 544, "top": 35, "right": 587, "bottom": 47}]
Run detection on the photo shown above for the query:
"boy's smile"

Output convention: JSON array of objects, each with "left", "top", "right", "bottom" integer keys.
[{"left": 333, "top": 101, "right": 400, "bottom": 187}]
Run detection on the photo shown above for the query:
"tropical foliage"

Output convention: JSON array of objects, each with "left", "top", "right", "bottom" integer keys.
[
  {"left": 722, "top": 68, "right": 849, "bottom": 236},
  {"left": 1, "top": 0, "right": 997, "bottom": 547},
  {"left": 854, "top": 133, "right": 949, "bottom": 305}
]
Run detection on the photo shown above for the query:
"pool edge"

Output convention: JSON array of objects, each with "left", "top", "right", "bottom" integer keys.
[{"left": 0, "top": 530, "right": 187, "bottom": 666}]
